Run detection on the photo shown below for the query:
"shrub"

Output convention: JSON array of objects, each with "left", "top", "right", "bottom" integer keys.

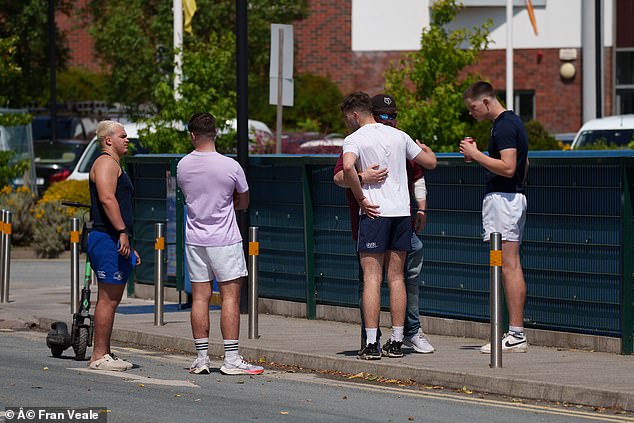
[
  {"left": 463, "top": 119, "right": 560, "bottom": 152},
  {"left": 0, "top": 185, "right": 36, "bottom": 245},
  {"left": 32, "top": 179, "right": 89, "bottom": 258},
  {"left": 525, "top": 120, "right": 560, "bottom": 150}
]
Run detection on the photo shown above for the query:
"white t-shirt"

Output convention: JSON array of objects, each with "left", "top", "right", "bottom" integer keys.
[
  {"left": 342, "top": 123, "right": 422, "bottom": 217},
  {"left": 177, "top": 151, "right": 248, "bottom": 247}
]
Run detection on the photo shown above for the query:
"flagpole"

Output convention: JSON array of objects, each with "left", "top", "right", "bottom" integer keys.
[
  {"left": 174, "top": 0, "right": 183, "bottom": 100},
  {"left": 506, "top": 0, "right": 513, "bottom": 111}
]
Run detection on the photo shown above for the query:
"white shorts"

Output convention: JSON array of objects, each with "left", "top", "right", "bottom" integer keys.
[
  {"left": 482, "top": 192, "right": 527, "bottom": 243},
  {"left": 186, "top": 242, "right": 248, "bottom": 283}
]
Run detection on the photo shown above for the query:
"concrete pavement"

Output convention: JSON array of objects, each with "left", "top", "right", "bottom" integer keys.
[{"left": 1, "top": 258, "right": 633, "bottom": 411}]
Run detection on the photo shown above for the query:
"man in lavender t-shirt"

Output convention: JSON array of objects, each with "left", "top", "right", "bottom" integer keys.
[{"left": 176, "top": 112, "right": 263, "bottom": 376}]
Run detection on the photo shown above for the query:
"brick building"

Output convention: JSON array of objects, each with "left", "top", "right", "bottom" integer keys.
[{"left": 62, "top": 0, "right": 633, "bottom": 135}]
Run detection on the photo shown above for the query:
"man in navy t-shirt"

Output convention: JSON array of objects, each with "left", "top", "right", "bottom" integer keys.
[{"left": 460, "top": 81, "right": 529, "bottom": 354}]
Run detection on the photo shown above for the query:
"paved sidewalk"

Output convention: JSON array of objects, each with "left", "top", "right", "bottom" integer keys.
[{"left": 1, "top": 259, "right": 633, "bottom": 411}]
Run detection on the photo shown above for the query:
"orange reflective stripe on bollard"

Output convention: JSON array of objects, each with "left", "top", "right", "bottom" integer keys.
[
  {"left": 70, "top": 230, "right": 80, "bottom": 244},
  {"left": 155, "top": 237, "right": 165, "bottom": 250},
  {"left": 489, "top": 250, "right": 502, "bottom": 267},
  {"left": 249, "top": 241, "right": 259, "bottom": 256},
  {"left": 3, "top": 223, "right": 11, "bottom": 235}
]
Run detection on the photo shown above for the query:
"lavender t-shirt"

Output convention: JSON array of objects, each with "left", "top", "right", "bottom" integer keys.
[{"left": 177, "top": 151, "right": 248, "bottom": 247}]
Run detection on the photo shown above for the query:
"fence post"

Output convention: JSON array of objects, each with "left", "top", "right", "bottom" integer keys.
[
  {"left": 70, "top": 217, "right": 81, "bottom": 314},
  {"left": 490, "top": 232, "right": 503, "bottom": 368},
  {"left": 154, "top": 222, "right": 165, "bottom": 326},
  {"left": 248, "top": 226, "right": 259, "bottom": 339},
  {"left": 0, "top": 210, "right": 4, "bottom": 302},
  {"left": 1, "top": 211, "right": 12, "bottom": 304}
]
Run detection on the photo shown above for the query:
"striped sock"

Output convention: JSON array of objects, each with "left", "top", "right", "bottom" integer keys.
[
  {"left": 194, "top": 338, "right": 209, "bottom": 360},
  {"left": 224, "top": 340, "right": 239, "bottom": 364},
  {"left": 509, "top": 326, "right": 525, "bottom": 337}
]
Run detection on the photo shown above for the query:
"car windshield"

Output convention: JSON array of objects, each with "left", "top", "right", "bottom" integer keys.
[
  {"left": 34, "top": 141, "right": 87, "bottom": 165},
  {"left": 76, "top": 137, "right": 142, "bottom": 173},
  {"left": 574, "top": 129, "right": 634, "bottom": 149}
]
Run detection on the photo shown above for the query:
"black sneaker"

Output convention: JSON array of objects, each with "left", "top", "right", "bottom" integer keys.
[
  {"left": 382, "top": 339, "right": 404, "bottom": 358},
  {"left": 358, "top": 342, "right": 381, "bottom": 360}
]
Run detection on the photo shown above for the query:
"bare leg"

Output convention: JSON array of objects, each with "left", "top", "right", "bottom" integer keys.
[
  {"left": 385, "top": 250, "right": 407, "bottom": 328},
  {"left": 90, "top": 283, "right": 126, "bottom": 362},
  {"left": 218, "top": 278, "right": 243, "bottom": 340},
  {"left": 191, "top": 282, "right": 212, "bottom": 339},
  {"left": 360, "top": 253, "right": 384, "bottom": 331},
  {"left": 501, "top": 241, "right": 526, "bottom": 328}
]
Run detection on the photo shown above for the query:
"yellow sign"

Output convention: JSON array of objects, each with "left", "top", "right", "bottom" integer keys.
[
  {"left": 490, "top": 250, "right": 502, "bottom": 267},
  {"left": 249, "top": 241, "right": 259, "bottom": 256}
]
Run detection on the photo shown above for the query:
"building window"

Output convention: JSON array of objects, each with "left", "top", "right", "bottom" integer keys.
[
  {"left": 498, "top": 90, "right": 535, "bottom": 123},
  {"left": 616, "top": 50, "right": 634, "bottom": 114}
]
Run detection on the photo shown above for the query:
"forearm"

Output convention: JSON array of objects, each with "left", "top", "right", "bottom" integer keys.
[
  {"left": 343, "top": 167, "right": 365, "bottom": 202},
  {"left": 473, "top": 151, "right": 515, "bottom": 178}
]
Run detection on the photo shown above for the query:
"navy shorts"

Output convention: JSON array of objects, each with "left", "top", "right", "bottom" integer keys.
[
  {"left": 357, "top": 215, "right": 412, "bottom": 253},
  {"left": 87, "top": 230, "right": 136, "bottom": 284}
]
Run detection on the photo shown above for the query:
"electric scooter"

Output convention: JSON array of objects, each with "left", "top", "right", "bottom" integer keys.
[{"left": 46, "top": 202, "right": 94, "bottom": 360}]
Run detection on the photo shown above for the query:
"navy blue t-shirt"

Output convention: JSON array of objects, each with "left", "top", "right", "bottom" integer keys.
[{"left": 486, "top": 111, "right": 528, "bottom": 194}]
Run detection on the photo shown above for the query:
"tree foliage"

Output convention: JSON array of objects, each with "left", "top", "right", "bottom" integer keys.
[
  {"left": 385, "top": 0, "right": 491, "bottom": 152},
  {"left": 85, "top": 0, "right": 308, "bottom": 117},
  {"left": 0, "top": 0, "right": 72, "bottom": 107},
  {"left": 140, "top": 33, "right": 238, "bottom": 154}
]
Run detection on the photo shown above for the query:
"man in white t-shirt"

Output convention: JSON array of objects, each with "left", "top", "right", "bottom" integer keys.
[
  {"left": 177, "top": 112, "right": 263, "bottom": 376},
  {"left": 341, "top": 92, "right": 437, "bottom": 359}
]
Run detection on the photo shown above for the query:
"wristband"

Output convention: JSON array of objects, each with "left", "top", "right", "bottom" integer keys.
[
  {"left": 117, "top": 227, "right": 128, "bottom": 235},
  {"left": 417, "top": 210, "right": 426, "bottom": 214}
]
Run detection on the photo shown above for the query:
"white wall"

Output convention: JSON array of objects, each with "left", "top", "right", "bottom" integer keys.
[
  {"left": 351, "top": 0, "right": 430, "bottom": 51},
  {"left": 351, "top": 0, "right": 614, "bottom": 52}
]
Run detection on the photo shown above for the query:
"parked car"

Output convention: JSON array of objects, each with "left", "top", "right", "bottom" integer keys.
[
  {"left": 571, "top": 115, "right": 634, "bottom": 149},
  {"left": 66, "top": 122, "right": 148, "bottom": 181},
  {"left": 31, "top": 115, "right": 97, "bottom": 141},
  {"left": 219, "top": 119, "right": 274, "bottom": 141},
  {"left": 33, "top": 138, "right": 90, "bottom": 192}
]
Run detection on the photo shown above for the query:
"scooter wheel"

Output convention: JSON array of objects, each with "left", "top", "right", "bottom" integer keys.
[
  {"left": 51, "top": 346, "right": 65, "bottom": 358},
  {"left": 73, "top": 327, "right": 89, "bottom": 361}
]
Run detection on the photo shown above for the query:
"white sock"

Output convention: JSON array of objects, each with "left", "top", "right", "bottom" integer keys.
[
  {"left": 224, "top": 340, "right": 239, "bottom": 364},
  {"left": 194, "top": 337, "right": 208, "bottom": 360},
  {"left": 365, "top": 328, "right": 378, "bottom": 345},
  {"left": 391, "top": 326, "right": 404, "bottom": 342},
  {"left": 509, "top": 326, "right": 525, "bottom": 337}
]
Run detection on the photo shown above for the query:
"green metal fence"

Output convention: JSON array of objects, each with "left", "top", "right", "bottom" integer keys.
[{"left": 127, "top": 151, "right": 634, "bottom": 354}]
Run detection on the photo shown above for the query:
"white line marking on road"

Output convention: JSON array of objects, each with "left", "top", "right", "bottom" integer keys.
[{"left": 72, "top": 368, "right": 199, "bottom": 388}]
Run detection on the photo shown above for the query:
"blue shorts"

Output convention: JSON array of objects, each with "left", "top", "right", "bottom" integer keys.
[
  {"left": 87, "top": 230, "right": 136, "bottom": 285},
  {"left": 357, "top": 216, "right": 412, "bottom": 253}
]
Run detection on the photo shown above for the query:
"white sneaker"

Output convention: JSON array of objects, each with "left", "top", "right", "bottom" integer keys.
[
  {"left": 480, "top": 332, "right": 528, "bottom": 354},
  {"left": 189, "top": 356, "right": 211, "bottom": 374},
  {"left": 220, "top": 356, "right": 264, "bottom": 375},
  {"left": 88, "top": 354, "right": 131, "bottom": 371},
  {"left": 403, "top": 329, "right": 435, "bottom": 353},
  {"left": 110, "top": 353, "right": 134, "bottom": 370}
]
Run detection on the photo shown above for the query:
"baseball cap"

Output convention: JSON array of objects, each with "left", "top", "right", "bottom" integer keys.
[{"left": 371, "top": 94, "right": 397, "bottom": 114}]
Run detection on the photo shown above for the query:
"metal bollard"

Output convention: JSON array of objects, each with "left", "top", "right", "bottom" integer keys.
[
  {"left": 70, "top": 217, "right": 81, "bottom": 314},
  {"left": 154, "top": 223, "right": 165, "bottom": 326},
  {"left": 489, "top": 232, "right": 503, "bottom": 368},
  {"left": 1, "top": 211, "right": 12, "bottom": 303},
  {"left": 0, "top": 210, "right": 5, "bottom": 302},
  {"left": 248, "top": 226, "right": 259, "bottom": 339}
]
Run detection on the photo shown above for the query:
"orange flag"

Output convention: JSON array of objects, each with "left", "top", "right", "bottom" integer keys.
[{"left": 526, "top": 0, "right": 538, "bottom": 35}]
